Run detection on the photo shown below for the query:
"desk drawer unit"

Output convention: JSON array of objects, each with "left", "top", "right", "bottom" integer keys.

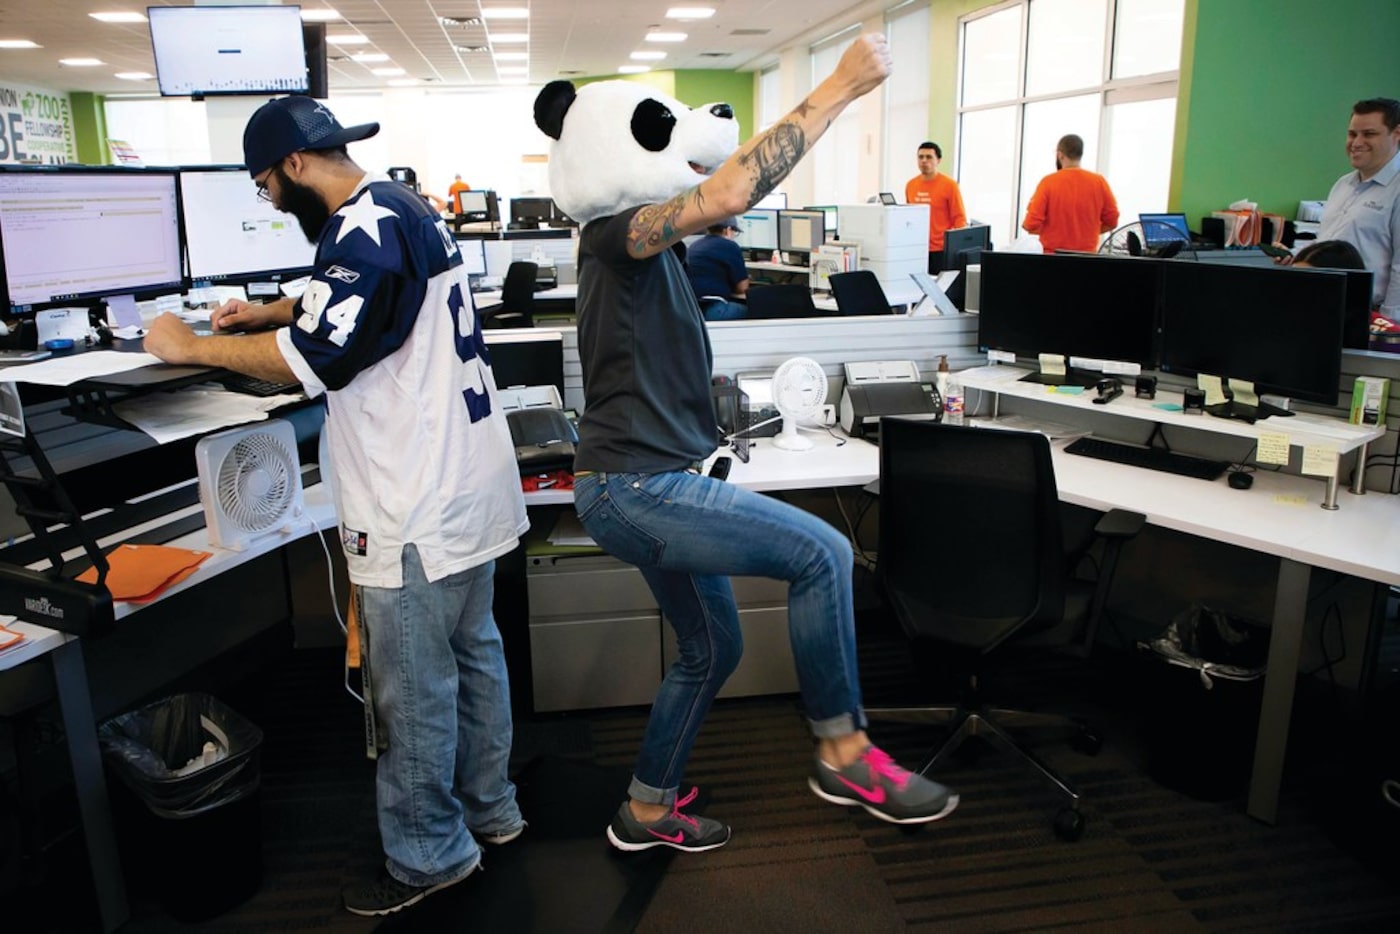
[{"left": 662, "top": 576, "right": 796, "bottom": 698}]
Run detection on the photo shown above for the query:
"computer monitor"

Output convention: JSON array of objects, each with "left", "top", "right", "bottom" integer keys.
[
  {"left": 1159, "top": 262, "right": 1345, "bottom": 408},
  {"left": 1340, "top": 269, "right": 1374, "bottom": 350},
  {"left": 777, "top": 210, "right": 826, "bottom": 254},
  {"left": 458, "top": 238, "right": 487, "bottom": 277},
  {"left": 510, "top": 197, "right": 556, "bottom": 229},
  {"left": 804, "top": 205, "right": 839, "bottom": 240},
  {"left": 1139, "top": 212, "right": 1191, "bottom": 249},
  {"left": 942, "top": 224, "right": 993, "bottom": 306},
  {"left": 735, "top": 209, "right": 779, "bottom": 252},
  {"left": 178, "top": 166, "right": 316, "bottom": 286},
  {"left": 977, "top": 252, "right": 1161, "bottom": 383},
  {"left": 0, "top": 166, "right": 184, "bottom": 314},
  {"left": 754, "top": 192, "right": 787, "bottom": 210},
  {"left": 483, "top": 329, "right": 565, "bottom": 399},
  {"left": 149, "top": 4, "right": 308, "bottom": 98},
  {"left": 457, "top": 189, "right": 500, "bottom": 224}
]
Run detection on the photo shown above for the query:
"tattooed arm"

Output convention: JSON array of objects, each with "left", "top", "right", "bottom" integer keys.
[{"left": 627, "top": 33, "right": 893, "bottom": 259}]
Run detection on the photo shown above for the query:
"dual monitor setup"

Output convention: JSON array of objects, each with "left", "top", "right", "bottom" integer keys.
[
  {"left": 977, "top": 251, "right": 1368, "bottom": 414},
  {"left": 446, "top": 193, "right": 573, "bottom": 230},
  {"left": 736, "top": 208, "right": 836, "bottom": 262}
]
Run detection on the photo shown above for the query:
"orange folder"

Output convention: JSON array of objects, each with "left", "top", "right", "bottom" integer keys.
[{"left": 77, "top": 543, "right": 214, "bottom": 603}]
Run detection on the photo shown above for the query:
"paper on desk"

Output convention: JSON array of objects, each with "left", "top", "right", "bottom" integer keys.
[
  {"left": 113, "top": 388, "right": 298, "bottom": 443},
  {"left": 0, "top": 350, "right": 163, "bottom": 385},
  {"left": 1256, "top": 431, "right": 1290, "bottom": 466},
  {"left": 35, "top": 307, "right": 92, "bottom": 345},
  {"left": 1300, "top": 444, "right": 1339, "bottom": 479},
  {"left": 77, "top": 543, "right": 212, "bottom": 602},
  {"left": 548, "top": 512, "right": 597, "bottom": 547}
]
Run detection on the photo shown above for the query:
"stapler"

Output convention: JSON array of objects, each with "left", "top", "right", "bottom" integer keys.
[{"left": 1092, "top": 377, "right": 1124, "bottom": 405}]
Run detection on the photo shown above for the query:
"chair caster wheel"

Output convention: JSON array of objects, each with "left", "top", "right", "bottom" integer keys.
[
  {"left": 1053, "top": 808, "right": 1085, "bottom": 841},
  {"left": 1070, "top": 727, "right": 1102, "bottom": 756}
]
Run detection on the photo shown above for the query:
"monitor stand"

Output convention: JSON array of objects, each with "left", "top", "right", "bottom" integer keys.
[
  {"left": 1205, "top": 399, "right": 1294, "bottom": 424},
  {"left": 1018, "top": 368, "right": 1099, "bottom": 388}
]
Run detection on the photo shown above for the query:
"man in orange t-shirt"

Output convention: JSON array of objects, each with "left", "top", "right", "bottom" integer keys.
[
  {"left": 905, "top": 141, "right": 967, "bottom": 272},
  {"left": 1022, "top": 134, "right": 1119, "bottom": 254}
]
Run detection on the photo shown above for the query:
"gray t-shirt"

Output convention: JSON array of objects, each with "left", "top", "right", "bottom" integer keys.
[{"left": 574, "top": 207, "right": 718, "bottom": 472}]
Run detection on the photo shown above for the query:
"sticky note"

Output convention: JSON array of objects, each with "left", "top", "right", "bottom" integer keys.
[
  {"left": 1153, "top": 402, "right": 1183, "bottom": 412},
  {"left": 1255, "top": 431, "right": 1290, "bottom": 466},
  {"left": 1052, "top": 385, "right": 1085, "bottom": 395},
  {"left": 1300, "top": 444, "right": 1339, "bottom": 479},
  {"left": 1228, "top": 379, "right": 1259, "bottom": 408},
  {"left": 1038, "top": 353, "right": 1066, "bottom": 377},
  {"left": 1198, "top": 374, "right": 1227, "bottom": 406}
]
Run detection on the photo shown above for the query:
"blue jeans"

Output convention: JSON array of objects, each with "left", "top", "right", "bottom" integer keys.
[
  {"left": 357, "top": 545, "right": 520, "bottom": 887},
  {"left": 573, "top": 471, "right": 865, "bottom": 807},
  {"left": 702, "top": 299, "right": 748, "bottom": 321}
]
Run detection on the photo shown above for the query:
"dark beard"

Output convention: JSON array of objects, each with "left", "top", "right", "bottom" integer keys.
[{"left": 274, "top": 164, "right": 332, "bottom": 242}]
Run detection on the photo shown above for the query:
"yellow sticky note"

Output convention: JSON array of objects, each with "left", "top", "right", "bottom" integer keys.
[
  {"left": 1039, "top": 353, "right": 1066, "bottom": 377},
  {"left": 1255, "top": 431, "right": 1290, "bottom": 466},
  {"left": 1300, "top": 444, "right": 1339, "bottom": 479},
  {"left": 1272, "top": 494, "right": 1310, "bottom": 507},
  {"left": 1228, "top": 379, "right": 1258, "bottom": 408},
  {"left": 1198, "top": 374, "right": 1227, "bottom": 407}
]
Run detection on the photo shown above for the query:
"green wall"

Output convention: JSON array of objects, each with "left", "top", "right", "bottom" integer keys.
[
  {"left": 68, "top": 92, "right": 107, "bottom": 164},
  {"left": 1173, "top": 0, "right": 1400, "bottom": 224}
]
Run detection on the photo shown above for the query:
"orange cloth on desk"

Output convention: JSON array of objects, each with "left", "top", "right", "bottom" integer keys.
[{"left": 77, "top": 543, "right": 212, "bottom": 603}]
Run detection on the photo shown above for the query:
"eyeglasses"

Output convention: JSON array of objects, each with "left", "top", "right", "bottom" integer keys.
[{"left": 255, "top": 176, "right": 273, "bottom": 203}]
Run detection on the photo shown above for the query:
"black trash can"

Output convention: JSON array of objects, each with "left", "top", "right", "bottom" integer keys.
[
  {"left": 99, "top": 692, "right": 264, "bottom": 922},
  {"left": 1140, "top": 604, "right": 1268, "bottom": 801}
]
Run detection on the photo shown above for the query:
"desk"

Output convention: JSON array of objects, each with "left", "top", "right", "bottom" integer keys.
[{"left": 0, "top": 483, "right": 339, "bottom": 932}]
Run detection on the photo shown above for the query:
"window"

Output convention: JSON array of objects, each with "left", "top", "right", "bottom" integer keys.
[
  {"left": 758, "top": 66, "right": 782, "bottom": 133},
  {"left": 809, "top": 29, "right": 860, "bottom": 205},
  {"left": 956, "top": 0, "right": 1183, "bottom": 247},
  {"left": 883, "top": 3, "right": 932, "bottom": 193}
]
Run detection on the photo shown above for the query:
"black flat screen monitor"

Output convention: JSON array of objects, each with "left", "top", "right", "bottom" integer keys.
[
  {"left": 484, "top": 330, "right": 565, "bottom": 399},
  {"left": 149, "top": 5, "right": 309, "bottom": 98},
  {"left": 945, "top": 224, "right": 992, "bottom": 264},
  {"left": 179, "top": 166, "right": 316, "bottom": 286},
  {"left": 977, "top": 252, "right": 1162, "bottom": 382},
  {"left": 510, "top": 197, "right": 555, "bottom": 228},
  {"left": 804, "top": 204, "right": 838, "bottom": 240},
  {"left": 777, "top": 210, "right": 826, "bottom": 254},
  {"left": 1159, "top": 263, "right": 1345, "bottom": 406},
  {"left": 458, "top": 189, "right": 500, "bottom": 223},
  {"left": 735, "top": 209, "right": 778, "bottom": 252},
  {"left": 1340, "top": 268, "right": 1374, "bottom": 350},
  {"left": 0, "top": 166, "right": 184, "bottom": 314}
]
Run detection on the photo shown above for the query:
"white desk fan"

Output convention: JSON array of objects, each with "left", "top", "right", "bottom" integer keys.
[{"left": 770, "top": 356, "right": 827, "bottom": 451}]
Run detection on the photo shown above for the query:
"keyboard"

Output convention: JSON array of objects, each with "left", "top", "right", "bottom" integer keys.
[
  {"left": 1064, "top": 436, "right": 1229, "bottom": 481},
  {"left": 220, "top": 373, "right": 302, "bottom": 397}
]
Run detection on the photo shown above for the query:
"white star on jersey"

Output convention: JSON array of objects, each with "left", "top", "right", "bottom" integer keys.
[{"left": 335, "top": 190, "right": 396, "bottom": 247}]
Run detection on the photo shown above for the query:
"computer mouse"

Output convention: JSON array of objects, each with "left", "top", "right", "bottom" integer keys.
[{"left": 1228, "top": 471, "right": 1253, "bottom": 490}]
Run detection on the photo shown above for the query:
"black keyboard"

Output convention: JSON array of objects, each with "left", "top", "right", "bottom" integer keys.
[
  {"left": 220, "top": 373, "right": 302, "bottom": 397},
  {"left": 1065, "top": 436, "right": 1229, "bottom": 481}
]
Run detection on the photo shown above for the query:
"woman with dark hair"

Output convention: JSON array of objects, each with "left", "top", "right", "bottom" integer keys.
[{"left": 1293, "top": 238, "right": 1398, "bottom": 337}]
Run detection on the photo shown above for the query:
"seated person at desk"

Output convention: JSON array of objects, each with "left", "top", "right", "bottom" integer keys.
[
  {"left": 142, "top": 96, "right": 529, "bottom": 917},
  {"left": 1291, "top": 238, "right": 1398, "bottom": 334},
  {"left": 685, "top": 216, "right": 750, "bottom": 320}
]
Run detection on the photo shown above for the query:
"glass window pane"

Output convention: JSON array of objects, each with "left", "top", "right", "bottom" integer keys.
[
  {"left": 759, "top": 68, "right": 781, "bottom": 131},
  {"left": 1113, "top": 0, "right": 1185, "bottom": 78},
  {"left": 957, "top": 106, "right": 1018, "bottom": 246},
  {"left": 1017, "top": 94, "right": 1103, "bottom": 234},
  {"left": 811, "top": 36, "right": 858, "bottom": 203},
  {"left": 884, "top": 5, "right": 932, "bottom": 191},
  {"left": 961, "top": 6, "right": 1022, "bottom": 108},
  {"left": 1103, "top": 96, "right": 1177, "bottom": 234},
  {"left": 1025, "top": 0, "right": 1107, "bottom": 97}
]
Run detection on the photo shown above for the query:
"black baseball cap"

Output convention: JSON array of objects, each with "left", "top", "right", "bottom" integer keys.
[
  {"left": 242, "top": 96, "right": 380, "bottom": 177},
  {"left": 719, "top": 216, "right": 741, "bottom": 230}
]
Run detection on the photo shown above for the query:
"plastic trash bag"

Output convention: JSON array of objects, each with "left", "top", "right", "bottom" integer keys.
[
  {"left": 1141, "top": 603, "right": 1269, "bottom": 689},
  {"left": 99, "top": 692, "right": 262, "bottom": 818}
]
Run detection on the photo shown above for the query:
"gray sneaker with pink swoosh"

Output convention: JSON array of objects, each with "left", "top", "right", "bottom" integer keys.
[
  {"left": 606, "top": 786, "right": 731, "bottom": 852},
  {"left": 809, "top": 746, "right": 959, "bottom": 824}
]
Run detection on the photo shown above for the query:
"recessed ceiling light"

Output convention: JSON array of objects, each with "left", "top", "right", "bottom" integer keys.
[
  {"left": 300, "top": 9, "right": 342, "bottom": 22},
  {"left": 666, "top": 7, "right": 716, "bottom": 19},
  {"left": 645, "top": 32, "right": 688, "bottom": 43},
  {"left": 115, "top": 71, "right": 153, "bottom": 80},
  {"left": 493, "top": 51, "right": 529, "bottom": 61},
  {"left": 482, "top": 8, "right": 530, "bottom": 19},
  {"left": 456, "top": 45, "right": 490, "bottom": 54},
  {"left": 489, "top": 33, "right": 529, "bottom": 43},
  {"left": 59, "top": 58, "right": 104, "bottom": 67},
  {"left": 351, "top": 52, "right": 390, "bottom": 63},
  {"left": 387, "top": 78, "right": 421, "bottom": 87},
  {"left": 618, "top": 65, "right": 651, "bottom": 74},
  {"left": 0, "top": 40, "right": 41, "bottom": 49},
  {"left": 440, "top": 16, "right": 483, "bottom": 27},
  {"left": 327, "top": 34, "right": 370, "bottom": 45},
  {"left": 89, "top": 12, "right": 147, "bottom": 24},
  {"left": 631, "top": 51, "right": 667, "bottom": 61},
  {"left": 371, "top": 67, "right": 406, "bottom": 77}
]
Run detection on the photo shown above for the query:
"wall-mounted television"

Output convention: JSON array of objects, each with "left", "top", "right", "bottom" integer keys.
[{"left": 149, "top": 5, "right": 309, "bottom": 98}]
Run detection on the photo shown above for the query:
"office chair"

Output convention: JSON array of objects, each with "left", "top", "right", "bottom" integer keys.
[
  {"left": 866, "top": 418, "right": 1144, "bottom": 840},
  {"left": 483, "top": 261, "right": 538, "bottom": 328},
  {"left": 828, "top": 270, "right": 893, "bottom": 316},
  {"left": 744, "top": 284, "right": 821, "bottom": 319}
]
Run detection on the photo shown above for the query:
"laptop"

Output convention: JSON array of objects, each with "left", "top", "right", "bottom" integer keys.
[
  {"left": 1139, "top": 213, "right": 1191, "bottom": 249},
  {"left": 909, "top": 271, "right": 961, "bottom": 316}
]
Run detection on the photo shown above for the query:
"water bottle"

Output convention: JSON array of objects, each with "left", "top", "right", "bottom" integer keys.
[{"left": 944, "top": 374, "right": 964, "bottom": 426}]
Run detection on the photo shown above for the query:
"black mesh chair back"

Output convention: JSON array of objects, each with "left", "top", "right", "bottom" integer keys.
[
  {"left": 486, "top": 261, "right": 538, "bottom": 328},
  {"left": 828, "top": 270, "right": 893, "bottom": 316},
  {"left": 876, "top": 418, "right": 1066, "bottom": 655},
  {"left": 745, "top": 284, "right": 820, "bottom": 319}
]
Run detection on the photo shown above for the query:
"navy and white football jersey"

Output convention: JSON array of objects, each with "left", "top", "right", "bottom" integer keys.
[{"left": 276, "top": 175, "right": 527, "bottom": 588}]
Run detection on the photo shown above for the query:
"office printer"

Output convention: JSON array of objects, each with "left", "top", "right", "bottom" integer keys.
[{"left": 838, "top": 360, "right": 941, "bottom": 440}]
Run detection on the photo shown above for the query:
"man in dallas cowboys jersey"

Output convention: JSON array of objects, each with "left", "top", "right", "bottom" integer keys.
[{"left": 144, "top": 96, "right": 529, "bottom": 917}]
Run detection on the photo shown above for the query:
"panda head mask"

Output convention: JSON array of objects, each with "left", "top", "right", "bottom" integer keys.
[{"left": 534, "top": 79, "right": 740, "bottom": 226}]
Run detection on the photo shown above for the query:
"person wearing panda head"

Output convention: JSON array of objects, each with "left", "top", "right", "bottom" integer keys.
[{"left": 534, "top": 34, "right": 958, "bottom": 854}]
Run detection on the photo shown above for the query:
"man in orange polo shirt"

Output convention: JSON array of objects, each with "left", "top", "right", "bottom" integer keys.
[
  {"left": 905, "top": 141, "right": 966, "bottom": 272},
  {"left": 1022, "top": 134, "right": 1119, "bottom": 254}
]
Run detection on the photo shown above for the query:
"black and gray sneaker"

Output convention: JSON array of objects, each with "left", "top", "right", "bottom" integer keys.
[
  {"left": 342, "top": 864, "right": 475, "bottom": 917},
  {"left": 606, "top": 787, "right": 731, "bottom": 852},
  {"left": 809, "top": 745, "right": 959, "bottom": 824}
]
